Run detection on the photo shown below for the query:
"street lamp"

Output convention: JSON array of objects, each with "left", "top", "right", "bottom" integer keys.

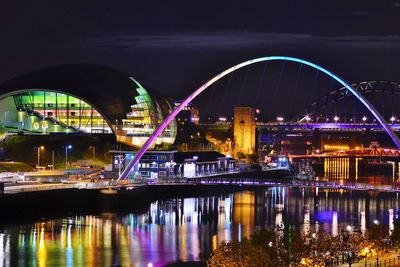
[
  {"left": 362, "top": 116, "right": 367, "bottom": 123},
  {"left": 390, "top": 116, "right": 396, "bottom": 124},
  {"left": 305, "top": 115, "right": 311, "bottom": 124},
  {"left": 36, "top": 146, "right": 44, "bottom": 168},
  {"left": 65, "top": 145, "right": 72, "bottom": 170},
  {"left": 334, "top": 115, "right": 339, "bottom": 123}
]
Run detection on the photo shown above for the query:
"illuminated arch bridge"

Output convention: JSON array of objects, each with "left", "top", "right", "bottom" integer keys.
[
  {"left": 119, "top": 56, "right": 400, "bottom": 181},
  {"left": 0, "top": 64, "right": 177, "bottom": 148}
]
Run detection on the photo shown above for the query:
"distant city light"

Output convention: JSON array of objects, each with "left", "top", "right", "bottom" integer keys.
[
  {"left": 218, "top": 117, "right": 227, "bottom": 122},
  {"left": 324, "top": 144, "right": 349, "bottom": 151},
  {"left": 362, "top": 116, "right": 367, "bottom": 122},
  {"left": 305, "top": 115, "right": 311, "bottom": 122},
  {"left": 390, "top": 116, "right": 396, "bottom": 122},
  {"left": 255, "top": 108, "right": 261, "bottom": 114},
  {"left": 373, "top": 219, "right": 379, "bottom": 225},
  {"left": 276, "top": 116, "right": 284, "bottom": 122}
]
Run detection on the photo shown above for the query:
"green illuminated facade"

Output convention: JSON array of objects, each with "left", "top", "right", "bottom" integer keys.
[
  {"left": 120, "top": 79, "right": 176, "bottom": 147},
  {"left": 0, "top": 90, "right": 111, "bottom": 134}
]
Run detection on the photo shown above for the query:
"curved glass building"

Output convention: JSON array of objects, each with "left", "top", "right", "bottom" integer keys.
[{"left": 0, "top": 64, "right": 177, "bottom": 148}]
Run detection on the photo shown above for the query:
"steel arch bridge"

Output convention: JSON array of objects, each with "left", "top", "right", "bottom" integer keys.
[
  {"left": 300, "top": 80, "right": 400, "bottom": 118},
  {"left": 117, "top": 56, "right": 400, "bottom": 181}
]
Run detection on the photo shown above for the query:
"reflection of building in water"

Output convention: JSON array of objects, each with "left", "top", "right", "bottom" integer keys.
[
  {"left": 389, "top": 209, "right": 394, "bottom": 232},
  {"left": 233, "top": 191, "right": 255, "bottom": 239},
  {"left": 303, "top": 204, "right": 311, "bottom": 235},
  {"left": 1, "top": 189, "right": 400, "bottom": 266},
  {"left": 360, "top": 211, "right": 366, "bottom": 234},
  {"left": 324, "top": 158, "right": 350, "bottom": 179},
  {"left": 332, "top": 211, "right": 338, "bottom": 236}
]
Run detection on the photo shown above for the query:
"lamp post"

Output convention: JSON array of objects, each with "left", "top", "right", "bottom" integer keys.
[
  {"left": 52, "top": 150, "right": 54, "bottom": 170},
  {"left": 37, "top": 146, "right": 44, "bottom": 168},
  {"left": 65, "top": 145, "right": 72, "bottom": 170},
  {"left": 362, "top": 116, "right": 367, "bottom": 124},
  {"left": 334, "top": 115, "right": 339, "bottom": 124}
]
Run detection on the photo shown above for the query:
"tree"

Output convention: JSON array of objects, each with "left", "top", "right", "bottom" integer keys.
[
  {"left": 391, "top": 211, "right": 400, "bottom": 246},
  {"left": 337, "top": 231, "right": 366, "bottom": 267},
  {"left": 306, "top": 229, "right": 336, "bottom": 266},
  {"left": 366, "top": 224, "right": 390, "bottom": 266},
  {"left": 208, "top": 238, "right": 272, "bottom": 267}
]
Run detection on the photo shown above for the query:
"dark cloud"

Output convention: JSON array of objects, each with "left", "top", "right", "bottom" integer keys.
[{"left": 79, "top": 32, "right": 400, "bottom": 50}]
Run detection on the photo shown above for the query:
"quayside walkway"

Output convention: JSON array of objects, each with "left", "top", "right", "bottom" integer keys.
[{"left": 4, "top": 176, "right": 400, "bottom": 195}]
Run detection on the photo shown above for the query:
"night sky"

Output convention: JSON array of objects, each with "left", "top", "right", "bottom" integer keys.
[{"left": 2, "top": 1, "right": 400, "bottom": 119}]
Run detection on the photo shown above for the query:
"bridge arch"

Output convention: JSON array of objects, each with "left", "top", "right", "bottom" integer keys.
[
  {"left": 118, "top": 56, "right": 400, "bottom": 181},
  {"left": 299, "top": 80, "right": 400, "bottom": 120}
]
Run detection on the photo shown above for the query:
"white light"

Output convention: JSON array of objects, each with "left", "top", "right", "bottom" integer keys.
[
  {"left": 373, "top": 219, "right": 379, "bottom": 225},
  {"left": 268, "top": 241, "right": 273, "bottom": 247},
  {"left": 147, "top": 263, "right": 153, "bottom": 267},
  {"left": 312, "top": 233, "right": 316, "bottom": 238},
  {"left": 305, "top": 115, "right": 311, "bottom": 122},
  {"left": 362, "top": 116, "right": 367, "bottom": 122},
  {"left": 277, "top": 116, "right": 284, "bottom": 122},
  {"left": 346, "top": 225, "right": 352, "bottom": 231},
  {"left": 218, "top": 117, "right": 227, "bottom": 122},
  {"left": 334, "top": 116, "right": 339, "bottom": 122},
  {"left": 67, "top": 145, "right": 72, "bottom": 149},
  {"left": 390, "top": 116, "right": 396, "bottom": 122}
]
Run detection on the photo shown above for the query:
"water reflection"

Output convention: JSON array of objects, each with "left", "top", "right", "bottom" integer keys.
[
  {"left": 320, "top": 157, "right": 400, "bottom": 185},
  {"left": 0, "top": 187, "right": 399, "bottom": 266}
]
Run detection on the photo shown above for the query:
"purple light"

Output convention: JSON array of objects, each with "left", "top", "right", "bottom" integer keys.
[{"left": 117, "top": 56, "right": 400, "bottom": 181}]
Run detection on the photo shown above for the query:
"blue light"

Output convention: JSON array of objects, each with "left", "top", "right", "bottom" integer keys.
[{"left": 67, "top": 145, "right": 72, "bottom": 149}]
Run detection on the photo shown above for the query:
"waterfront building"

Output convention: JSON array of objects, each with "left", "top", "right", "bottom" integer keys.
[
  {"left": 0, "top": 64, "right": 177, "bottom": 148},
  {"left": 108, "top": 150, "right": 235, "bottom": 179}
]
